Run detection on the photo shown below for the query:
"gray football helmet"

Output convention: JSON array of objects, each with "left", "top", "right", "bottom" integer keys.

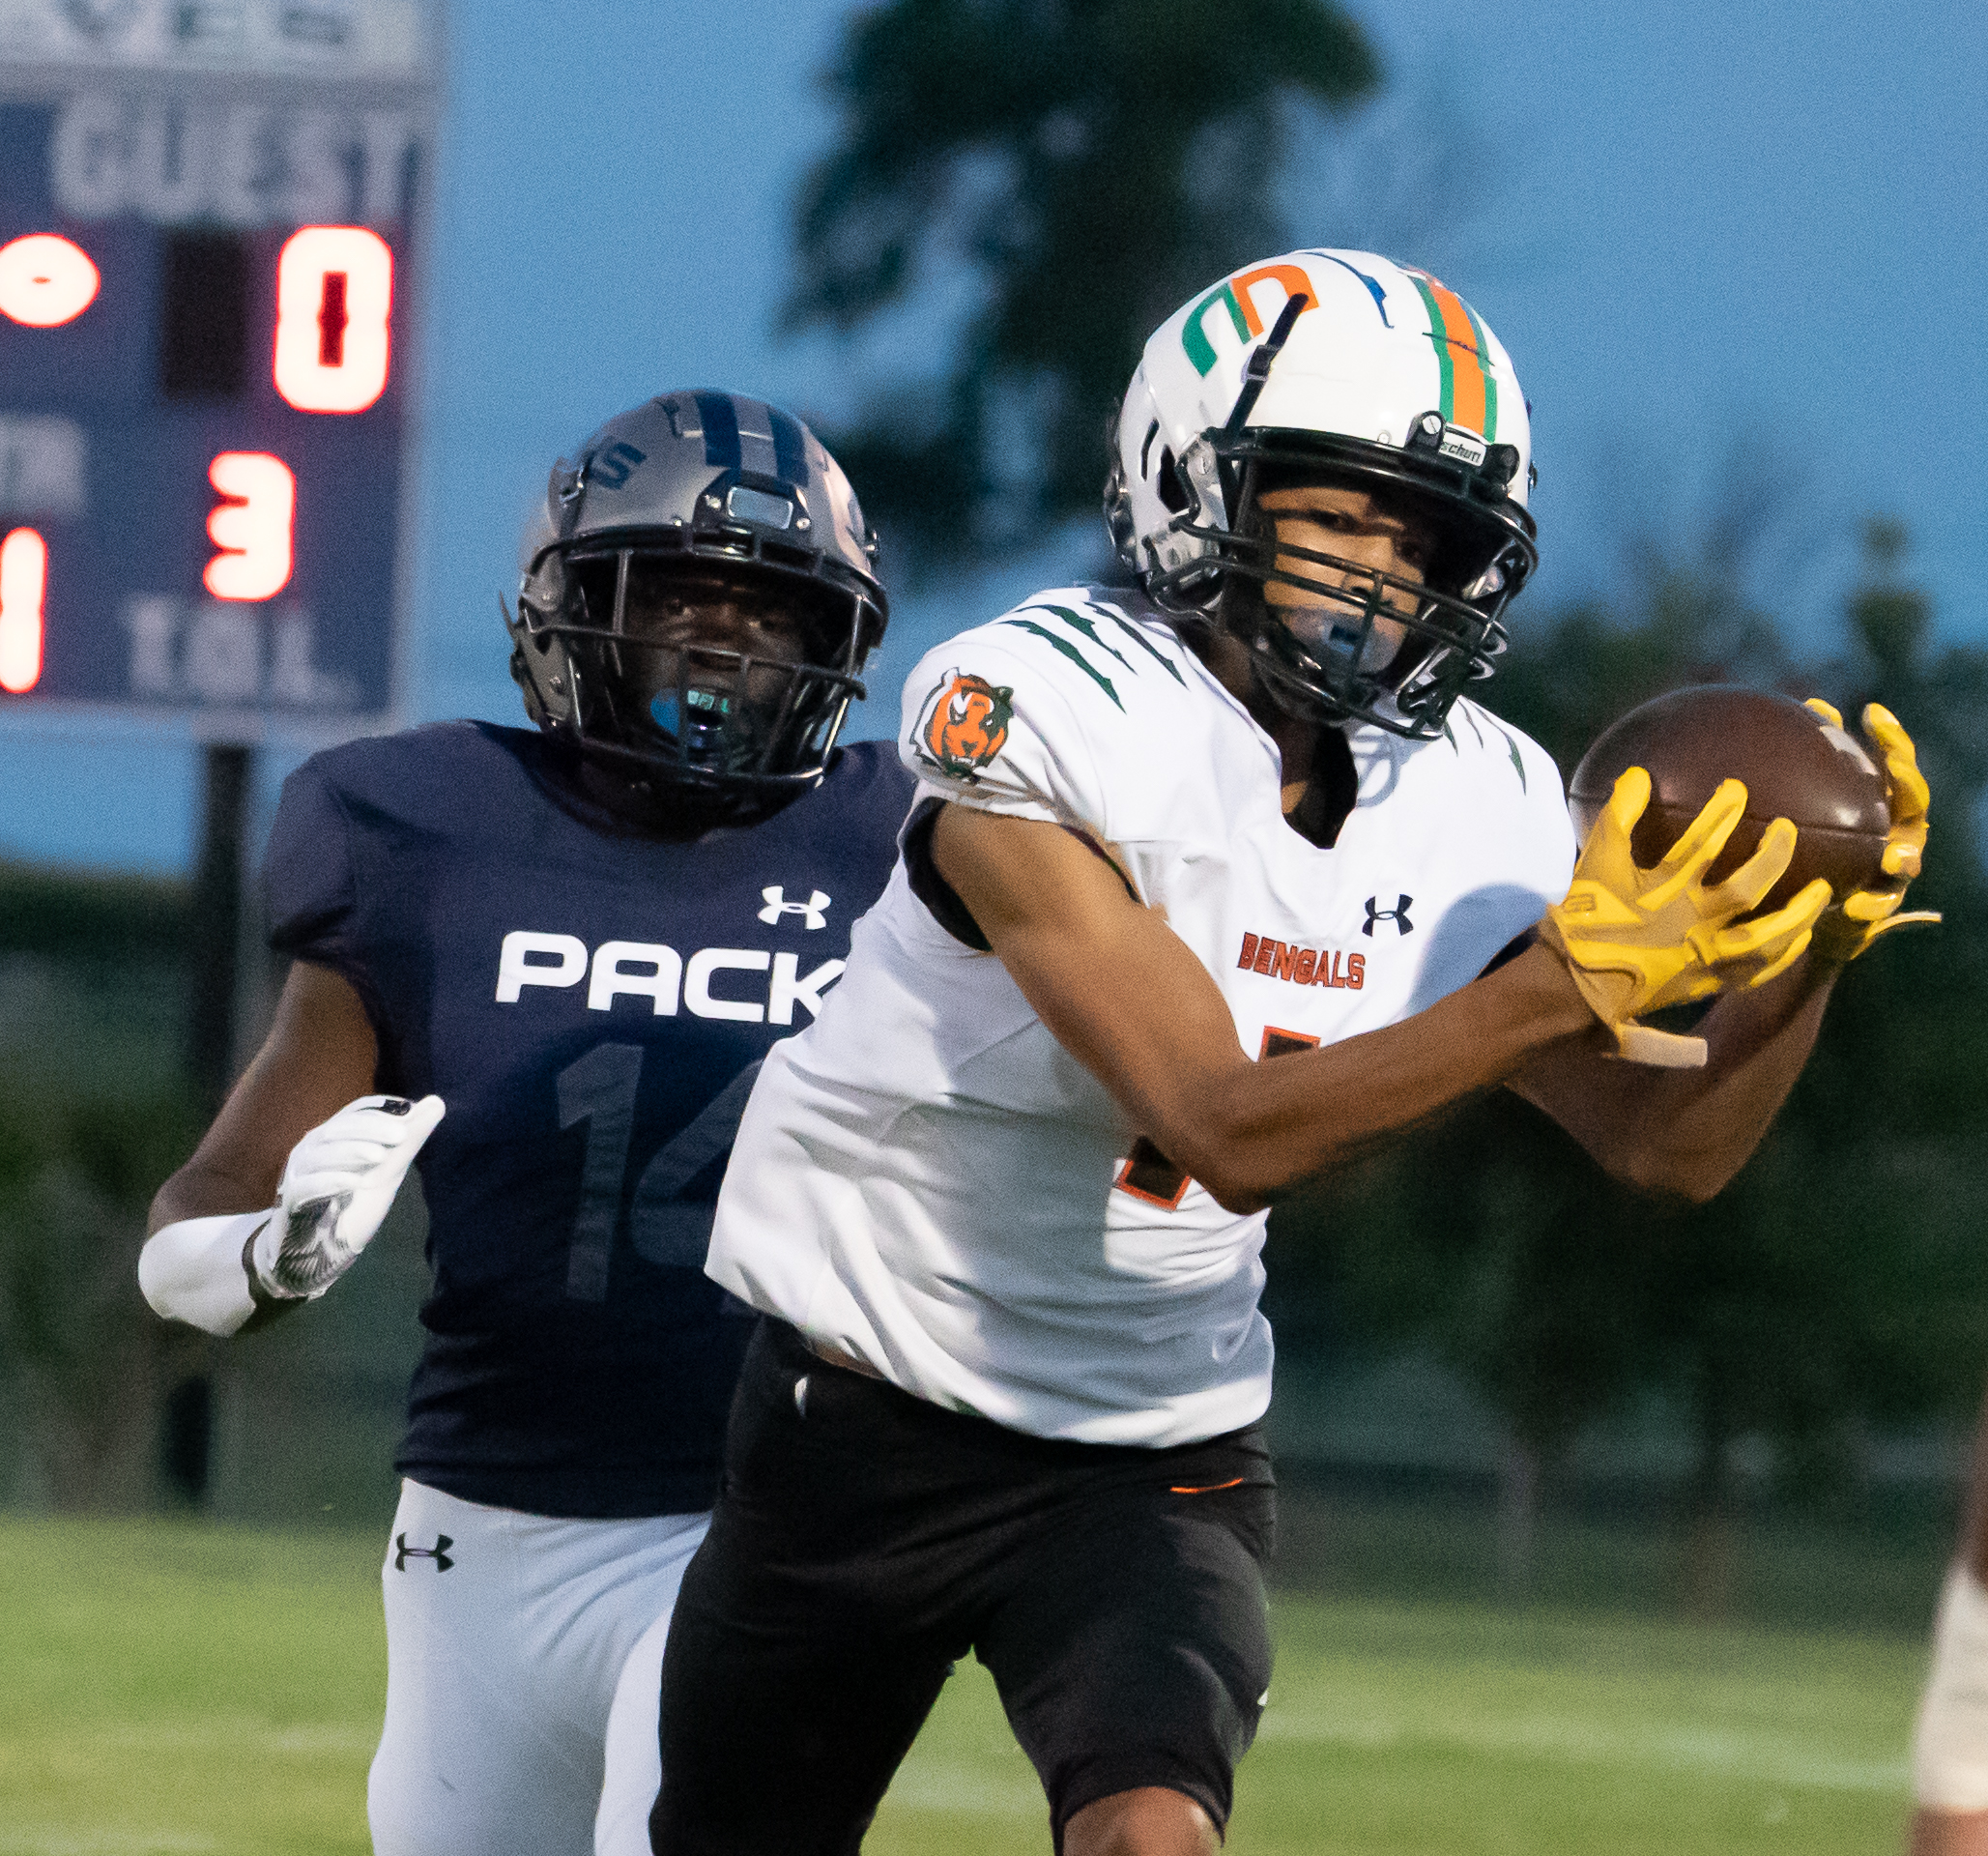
[{"left": 504, "top": 391, "right": 888, "bottom": 812}]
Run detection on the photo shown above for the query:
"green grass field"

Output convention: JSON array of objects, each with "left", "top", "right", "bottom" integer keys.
[{"left": 0, "top": 1515, "right": 1925, "bottom": 1854}]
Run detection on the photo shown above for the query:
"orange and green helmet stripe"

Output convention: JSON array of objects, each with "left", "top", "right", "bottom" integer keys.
[
  {"left": 1404, "top": 270, "right": 1499, "bottom": 442},
  {"left": 1180, "top": 263, "right": 1314, "bottom": 377}
]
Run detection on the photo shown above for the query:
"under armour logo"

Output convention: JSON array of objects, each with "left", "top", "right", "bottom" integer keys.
[
  {"left": 394, "top": 1532, "right": 454, "bottom": 1572},
  {"left": 758, "top": 886, "right": 831, "bottom": 930},
  {"left": 1362, "top": 894, "right": 1414, "bottom": 938}
]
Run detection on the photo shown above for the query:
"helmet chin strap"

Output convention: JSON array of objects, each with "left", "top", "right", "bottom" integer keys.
[
  {"left": 1210, "top": 291, "right": 1314, "bottom": 535},
  {"left": 1223, "top": 291, "right": 1312, "bottom": 439}
]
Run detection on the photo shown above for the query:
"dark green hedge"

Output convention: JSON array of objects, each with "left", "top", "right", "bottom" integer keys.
[{"left": 0, "top": 862, "right": 191, "bottom": 964}]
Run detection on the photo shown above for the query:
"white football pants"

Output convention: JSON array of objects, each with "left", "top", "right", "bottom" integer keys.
[{"left": 366, "top": 1478, "right": 708, "bottom": 1856}]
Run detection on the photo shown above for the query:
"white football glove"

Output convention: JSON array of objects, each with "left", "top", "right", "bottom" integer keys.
[{"left": 251, "top": 1093, "right": 445, "bottom": 1301}]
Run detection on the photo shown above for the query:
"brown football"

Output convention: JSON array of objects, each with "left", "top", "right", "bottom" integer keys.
[{"left": 1567, "top": 685, "right": 1891, "bottom": 914}]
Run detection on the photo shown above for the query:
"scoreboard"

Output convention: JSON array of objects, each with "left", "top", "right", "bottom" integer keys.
[{"left": 0, "top": 0, "right": 437, "bottom": 731}]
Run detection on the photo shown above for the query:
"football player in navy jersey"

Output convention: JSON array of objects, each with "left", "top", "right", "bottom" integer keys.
[{"left": 137, "top": 391, "right": 916, "bottom": 1856}]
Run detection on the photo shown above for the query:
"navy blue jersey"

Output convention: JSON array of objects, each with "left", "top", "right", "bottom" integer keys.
[{"left": 264, "top": 722, "right": 914, "bottom": 1518}]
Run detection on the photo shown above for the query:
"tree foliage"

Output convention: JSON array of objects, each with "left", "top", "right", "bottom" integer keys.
[
  {"left": 788, "top": 0, "right": 1379, "bottom": 559},
  {"left": 0, "top": 1074, "right": 207, "bottom": 1509},
  {"left": 0, "top": 859, "right": 189, "bottom": 963},
  {"left": 0, "top": 863, "right": 205, "bottom": 1510}
]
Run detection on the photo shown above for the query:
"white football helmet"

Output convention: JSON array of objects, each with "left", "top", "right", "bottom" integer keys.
[{"left": 1104, "top": 248, "right": 1538, "bottom": 738}]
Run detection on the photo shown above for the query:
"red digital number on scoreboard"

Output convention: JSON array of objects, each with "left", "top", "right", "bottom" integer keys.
[
  {"left": 0, "top": 527, "right": 47, "bottom": 694},
  {"left": 2, "top": 224, "right": 394, "bottom": 409},
  {"left": 205, "top": 452, "right": 296, "bottom": 601},
  {"left": 273, "top": 226, "right": 394, "bottom": 414}
]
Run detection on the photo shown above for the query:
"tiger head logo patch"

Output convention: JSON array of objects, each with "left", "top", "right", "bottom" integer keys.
[{"left": 917, "top": 670, "right": 1014, "bottom": 781}]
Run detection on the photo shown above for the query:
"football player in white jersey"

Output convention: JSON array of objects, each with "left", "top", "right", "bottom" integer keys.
[{"left": 650, "top": 252, "right": 1938, "bottom": 1856}]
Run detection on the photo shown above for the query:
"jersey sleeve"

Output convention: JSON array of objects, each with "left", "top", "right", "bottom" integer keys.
[
  {"left": 1451, "top": 698, "right": 1578, "bottom": 901},
  {"left": 1515, "top": 730, "right": 1578, "bottom": 896},
  {"left": 897, "top": 597, "right": 1125, "bottom": 837},
  {"left": 263, "top": 755, "right": 365, "bottom": 974}
]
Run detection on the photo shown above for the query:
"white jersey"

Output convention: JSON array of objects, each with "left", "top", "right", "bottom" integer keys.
[{"left": 707, "top": 588, "right": 1575, "bottom": 1446}]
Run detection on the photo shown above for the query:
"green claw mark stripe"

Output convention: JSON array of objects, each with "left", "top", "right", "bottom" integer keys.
[
  {"left": 1469, "top": 708, "right": 1526, "bottom": 791},
  {"left": 1409, "top": 274, "right": 1456, "bottom": 425},
  {"left": 1026, "top": 599, "right": 1190, "bottom": 690},
  {"left": 1023, "top": 604, "right": 1135, "bottom": 674},
  {"left": 1093, "top": 602, "right": 1188, "bottom": 685},
  {"left": 997, "top": 618, "right": 1123, "bottom": 710},
  {"left": 1499, "top": 727, "right": 1527, "bottom": 791},
  {"left": 1445, "top": 707, "right": 1526, "bottom": 790}
]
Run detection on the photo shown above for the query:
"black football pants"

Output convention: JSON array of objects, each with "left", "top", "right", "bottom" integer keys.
[{"left": 650, "top": 1319, "right": 1275, "bottom": 1854}]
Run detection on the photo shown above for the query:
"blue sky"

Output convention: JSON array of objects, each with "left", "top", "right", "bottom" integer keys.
[{"left": 5, "top": 0, "right": 1983, "bottom": 872}]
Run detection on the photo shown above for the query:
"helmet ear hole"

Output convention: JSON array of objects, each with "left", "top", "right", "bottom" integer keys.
[{"left": 1155, "top": 448, "right": 1189, "bottom": 514}]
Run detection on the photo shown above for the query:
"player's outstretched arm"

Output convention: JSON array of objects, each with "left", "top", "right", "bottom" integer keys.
[
  {"left": 931, "top": 802, "right": 1598, "bottom": 1214},
  {"left": 1509, "top": 950, "right": 1834, "bottom": 1203},
  {"left": 140, "top": 961, "right": 439, "bottom": 1335},
  {"left": 1517, "top": 705, "right": 1943, "bottom": 1203}
]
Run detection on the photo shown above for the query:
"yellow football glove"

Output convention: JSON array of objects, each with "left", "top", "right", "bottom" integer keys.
[
  {"left": 1541, "top": 768, "right": 1830, "bottom": 1067},
  {"left": 1801, "top": 698, "right": 1942, "bottom": 963}
]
